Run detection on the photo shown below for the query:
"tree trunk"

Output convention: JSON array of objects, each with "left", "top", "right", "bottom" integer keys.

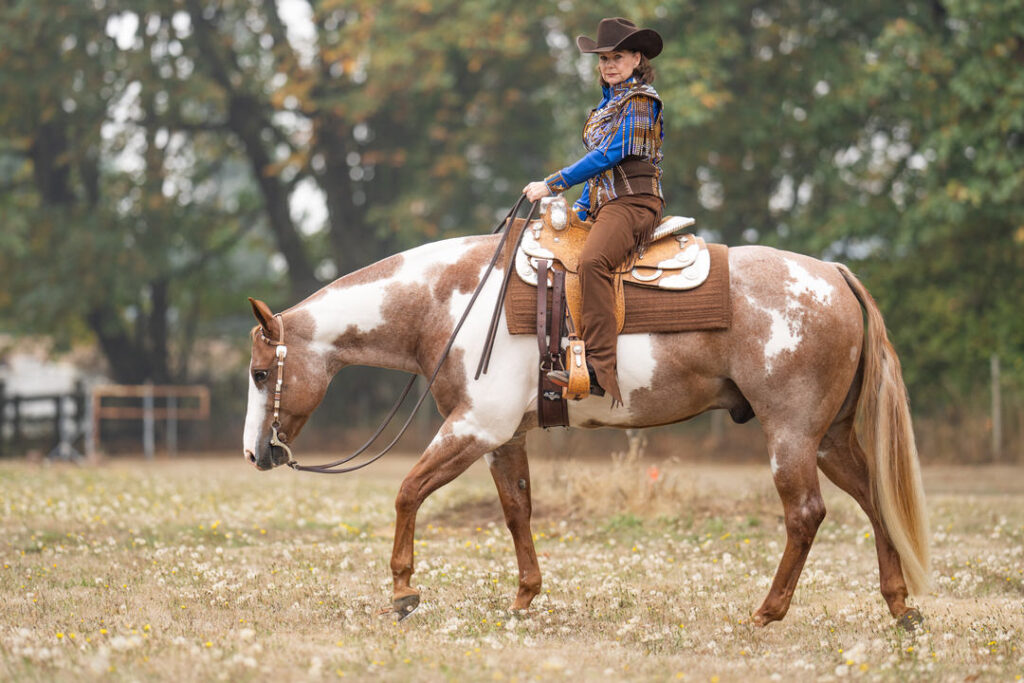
[
  {"left": 226, "top": 94, "right": 321, "bottom": 300},
  {"left": 86, "top": 308, "right": 151, "bottom": 384},
  {"left": 29, "top": 119, "right": 75, "bottom": 205},
  {"left": 147, "top": 279, "right": 171, "bottom": 384},
  {"left": 188, "top": 0, "right": 321, "bottom": 302},
  {"left": 315, "top": 116, "right": 374, "bottom": 274}
]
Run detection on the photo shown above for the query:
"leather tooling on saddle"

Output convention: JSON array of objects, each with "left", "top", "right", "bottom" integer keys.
[
  {"left": 505, "top": 196, "right": 729, "bottom": 336},
  {"left": 516, "top": 196, "right": 710, "bottom": 292}
]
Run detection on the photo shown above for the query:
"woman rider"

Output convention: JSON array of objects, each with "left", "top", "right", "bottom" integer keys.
[{"left": 523, "top": 17, "right": 664, "bottom": 405}]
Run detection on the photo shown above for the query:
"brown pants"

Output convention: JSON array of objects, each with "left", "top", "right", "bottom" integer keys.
[{"left": 579, "top": 193, "right": 662, "bottom": 403}]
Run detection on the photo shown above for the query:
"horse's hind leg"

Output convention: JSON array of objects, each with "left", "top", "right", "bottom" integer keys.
[
  {"left": 817, "top": 417, "right": 920, "bottom": 627},
  {"left": 753, "top": 436, "right": 826, "bottom": 626},
  {"left": 486, "top": 435, "right": 542, "bottom": 609}
]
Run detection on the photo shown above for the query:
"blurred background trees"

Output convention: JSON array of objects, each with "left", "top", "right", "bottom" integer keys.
[{"left": 0, "top": 0, "right": 1020, "bottom": 456}]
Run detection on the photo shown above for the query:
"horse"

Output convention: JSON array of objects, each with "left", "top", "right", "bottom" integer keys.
[{"left": 242, "top": 229, "right": 930, "bottom": 629}]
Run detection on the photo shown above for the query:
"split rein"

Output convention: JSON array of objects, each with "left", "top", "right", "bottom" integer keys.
[{"left": 259, "top": 195, "right": 538, "bottom": 474}]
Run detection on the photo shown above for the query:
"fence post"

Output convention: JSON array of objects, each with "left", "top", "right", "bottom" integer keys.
[
  {"left": 72, "top": 381, "right": 86, "bottom": 452},
  {"left": 0, "top": 380, "right": 5, "bottom": 457},
  {"left": 90, "top": 387, "right": 102, "bottom": 457},
  {"left": 143, "top": 383, "right": 155, "bottom": 460},
  {"left": 991, "top": 354, "right": 1002, "bottom": 463},
  {"left": 709, "top": 410, "right": 725, "bottom": 448},
  {"left": 167, "top": 395, "right": 177, "bottom": 457},
  {"left": 85, "top": 385, "right": 96, "bottom": 460},
  {"left": 13, "top": 394, "right": 22, "bottom": 447},
  {"left": 51, "top": 395, "right": 64, "bottom": 459}
]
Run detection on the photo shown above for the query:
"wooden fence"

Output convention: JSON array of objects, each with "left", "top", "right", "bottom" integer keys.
[
  {"left": 0, "top": 382, "right": 210, "bottom": 459},
  {"left": 91, "top": 384, "right": 210, "bottom": 458},
  {"left": 0, "top": 380, "right": 87, "bottom": 460}
]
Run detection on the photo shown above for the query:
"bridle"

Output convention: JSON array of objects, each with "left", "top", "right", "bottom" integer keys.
[
  {"left": 257, "top": 315, "right": 294, "bottom": 465},
  {"left": 253, "top": 195, "right": 538, "bottom": 474}
]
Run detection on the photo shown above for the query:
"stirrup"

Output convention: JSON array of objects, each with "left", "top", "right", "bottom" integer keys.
[{"left": 546, "top": 368, "right": 605, "bottom": 397}]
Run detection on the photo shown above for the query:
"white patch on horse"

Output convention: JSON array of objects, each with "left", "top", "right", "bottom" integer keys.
[
  {"left": 569, "top": 334, "right": 658, "bottom": 427},
  {"left": 618, "top": 334, "right": 658, "bottom": 396},
  {"left": 783, "top": 258, "right": 835, "bottom": 307},
  {"left": 742, "top": 259, "right": 833, "bottom": 375},
  {"left": 817, "top": 449, "right": 828, "bottom": 461},
  {"left": 769, "top": 451, "right": 779, "bottom": 475},
  {"left": 445, "top": 260, "right": 535, "bottom": 444},
  {"left": 305, "top": 238, "right": 476, "bottom": 347},
  {"left": 305, "top": 281, "right": 386, "bottom": 349},
  {"left": 850, "top": 345, "right": 859, "bottom": 362},
  {"left": 745, "top": 295, "right": 802, "bottom": 375},
  {"left": 449, "top": 414, "right": 518, "bottom": 447},
  {"left": 243, "top": 373, "right": 267, "bottom": 456},
  {"left": 398, "top": 237, "right": 478, "bottom": 280}
]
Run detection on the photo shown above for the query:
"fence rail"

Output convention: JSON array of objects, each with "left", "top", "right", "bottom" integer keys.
[
  {"left": 0, "top": 382, "right": 211, "bottom": 459},
  {"left": 91, "top": 384, "right": 210, "bottom": 458},
  {"left": 0, "top": 380, "right": 88, "bottom": 460}
]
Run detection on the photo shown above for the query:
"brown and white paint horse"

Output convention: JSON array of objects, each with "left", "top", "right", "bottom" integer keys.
[{"left": 243, "top": 233, "right": 930, "bottom": 628}]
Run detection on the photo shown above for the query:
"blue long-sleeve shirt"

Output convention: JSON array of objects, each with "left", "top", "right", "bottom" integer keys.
[{"left": 544, "top": 79, "right": 663, "bottom": 220}]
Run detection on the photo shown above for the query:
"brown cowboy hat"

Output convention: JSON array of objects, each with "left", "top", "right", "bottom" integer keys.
[{"left": 576, "top": 17, "right": 663, "bottom": 59}]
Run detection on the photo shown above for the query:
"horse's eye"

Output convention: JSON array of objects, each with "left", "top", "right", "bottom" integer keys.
[{"left": 253, "top": 369, "right": 269, "bottom": 383}]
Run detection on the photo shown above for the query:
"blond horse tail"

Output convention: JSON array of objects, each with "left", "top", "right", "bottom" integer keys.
[{"left": 836, "top": 264, "right": 931, "bottom": 595}]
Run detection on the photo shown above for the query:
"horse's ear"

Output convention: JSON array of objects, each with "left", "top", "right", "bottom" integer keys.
[{"left": 248, "top": 297, "right": 281, "bottom": 339}]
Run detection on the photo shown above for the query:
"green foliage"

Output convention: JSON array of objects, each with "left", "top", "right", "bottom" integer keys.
[
  {"left": 0, "top": 1, "right": 268, "bottom": 379},
  {"left": 0, "top": 0, "right": 1020, "bottom": 416}
]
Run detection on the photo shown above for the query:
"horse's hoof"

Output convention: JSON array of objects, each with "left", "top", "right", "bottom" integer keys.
[
  {"left": 393, "top": 593, "right": 420, "bottom": 621},
  {"left": 897, "top": 608, "right": 923, "bottom": 631}
]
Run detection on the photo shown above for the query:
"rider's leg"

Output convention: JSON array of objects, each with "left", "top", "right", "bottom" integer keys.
[{"left": 577, "top": 194, "right": 660, "bottom": 403}]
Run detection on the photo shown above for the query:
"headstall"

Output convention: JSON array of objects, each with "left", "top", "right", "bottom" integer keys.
[{"left": 259, "top": 314, "right": 294, "bottom": 465}]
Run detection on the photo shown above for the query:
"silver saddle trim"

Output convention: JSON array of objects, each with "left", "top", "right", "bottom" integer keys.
[{"left": 515, "top": 227, "right": 553, "bottom": 287}]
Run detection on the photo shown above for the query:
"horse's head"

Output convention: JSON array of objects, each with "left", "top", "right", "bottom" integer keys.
[{"left": 243, "top": 298, "right": 330, "bottom": 471}]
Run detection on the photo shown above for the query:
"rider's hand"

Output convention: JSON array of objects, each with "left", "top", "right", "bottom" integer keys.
[{"left": 522, "top": 181, "right": 553, "bottom": 203}]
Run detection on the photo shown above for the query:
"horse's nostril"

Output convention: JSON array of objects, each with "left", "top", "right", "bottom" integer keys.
[{"left": 245, "top": 450, "right": 256, "bottom": 464}]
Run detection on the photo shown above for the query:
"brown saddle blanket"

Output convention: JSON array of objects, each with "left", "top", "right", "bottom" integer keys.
[{"left": 503, "top": 218, "right": 731, "bottom": 335}]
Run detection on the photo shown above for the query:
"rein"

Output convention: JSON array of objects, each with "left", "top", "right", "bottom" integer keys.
[{"left": 261, "top": 195, "right": 537, "bottom": 474}]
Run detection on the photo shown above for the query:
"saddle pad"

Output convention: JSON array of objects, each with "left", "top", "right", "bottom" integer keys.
[{"left": 502, "top": 219, "right": 731, "bottom": 335}]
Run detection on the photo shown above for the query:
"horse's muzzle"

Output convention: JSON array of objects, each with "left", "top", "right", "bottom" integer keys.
[{"left": 248, "top": 441, "right": 290, "bottom": 471}]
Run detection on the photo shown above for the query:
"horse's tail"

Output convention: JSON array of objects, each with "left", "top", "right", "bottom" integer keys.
[{"left": 836, "top": 264, "right": 930, "bottom": 595}]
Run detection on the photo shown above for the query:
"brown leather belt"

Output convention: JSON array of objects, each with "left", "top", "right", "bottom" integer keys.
[{"left": 536, "top": 260, "right": 568, "bottom": 428}]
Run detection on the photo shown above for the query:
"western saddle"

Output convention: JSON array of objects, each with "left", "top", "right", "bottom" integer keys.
[
  {"left": 516, "top": 196, "right": 710, "bottom": 335},
  {"left": 517, "top": 196, "right": 709, "bottom": 411}
]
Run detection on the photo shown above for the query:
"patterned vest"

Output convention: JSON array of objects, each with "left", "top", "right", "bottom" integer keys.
[{"left": 583, "top": 81, "right": 663, "bottom": 213}]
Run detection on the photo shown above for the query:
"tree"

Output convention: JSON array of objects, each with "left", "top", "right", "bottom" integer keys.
[
  {"left": 1, "top": 0, "right": 1020, "bottom": 431},
  {"left": 0, "top": 0, "right": 263, "bottom": 382}
]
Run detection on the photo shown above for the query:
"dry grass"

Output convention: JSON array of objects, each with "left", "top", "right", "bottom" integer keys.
[{"left": 1, "top": 450, "right": 1022, "bottom": 682}]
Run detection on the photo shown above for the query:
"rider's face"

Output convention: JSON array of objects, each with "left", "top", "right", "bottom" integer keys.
[{"left": 599, "top": 50, "right": 641, "bottom": 86}]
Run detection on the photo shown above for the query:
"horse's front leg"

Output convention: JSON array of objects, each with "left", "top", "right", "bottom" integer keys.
[
  {"left": 390, "top": 426, "right": 495, "bottom": 618},
  {"left": 486, "top": 435, "right": 542, "bottom": 609}
]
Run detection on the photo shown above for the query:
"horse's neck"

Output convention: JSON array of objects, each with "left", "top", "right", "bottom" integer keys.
[{"left": 289, "top": 235, "right": 490, "bottom": 375}]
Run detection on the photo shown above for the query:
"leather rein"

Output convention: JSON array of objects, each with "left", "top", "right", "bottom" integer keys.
[{"left": 258, "top": 195, "right": 537, "bottom": 474}]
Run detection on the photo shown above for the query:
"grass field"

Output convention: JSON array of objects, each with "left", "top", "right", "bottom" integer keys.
[{"left": 1, "top": 448, "right": 1022, "bottom": 682}]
